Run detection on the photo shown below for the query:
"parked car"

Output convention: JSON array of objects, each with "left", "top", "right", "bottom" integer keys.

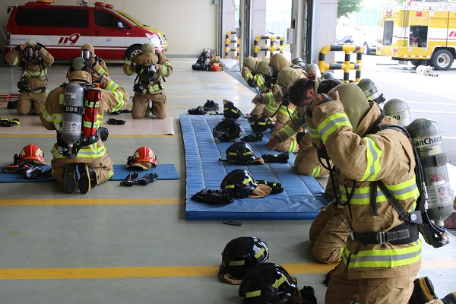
[
  {"left": 351, "top": 27, "right": 380, "bottom": 55},
  {"left": 336, "top": 34, "right": 353, "bottom": 45},
  {"left": 5, "top": 1, "right": 167, "bottom": 60}
]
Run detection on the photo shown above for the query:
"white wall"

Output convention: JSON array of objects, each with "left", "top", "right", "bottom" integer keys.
[{"left": 0, "top": 0, "right": 218, "bottom": 56}]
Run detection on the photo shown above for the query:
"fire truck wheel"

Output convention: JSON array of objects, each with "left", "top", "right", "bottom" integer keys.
[
  {"left": 430, "top": 49, "right": 453, "bottom": 70},
  {"left": 125, "top": 45, "right": 142, "bottom": 59}
]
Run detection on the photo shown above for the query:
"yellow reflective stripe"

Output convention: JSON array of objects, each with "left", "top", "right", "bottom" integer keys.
[
  {"left": 224, "top": 185, "right": 235, "bottom": 189},
  {"left": 318, "top": 113, "right": 351, "bottom": 143},
  {"left": 340, "top": 177, "right": 419, "bottom": 206},
  {"left": 148, "top": 84, "right": 162, "bottom": 93},
  {"left": 53, "top": 142, "right": 106, "bottom": 159},
  {"left": 95, "top": 66, "right": 108, "bottom": 76},
  {"left": 244, "top": 73, "right": 253, "bottom": 82},
  {"left": 283, "top": 125, "right": 295, "bottom": 138},
  {"left": 228, "top": 260, "right": 245, "bottom": 266},
  {"left": 254, "top": 247, "right": 265, "bottom": 258},
  {"left": 242, "top": 177, "right": 253, "bottom": 185},
  {"left": 307, "top": 126, "right": 319, "bottom": 140},
  {"left": 245, "top": 290, "right": 261, "bottom": 298},
  {"left": 287, "top": 140, "right": 298, "bottom": 152},
  {"left": 59, "top": 93, "right": 65, "bottom": 104},
  {"left": 265, "top": 93, "right": 276, "bottom": 106},
  {"left": 161, "top": 65, "right": 168, "bottom": 76},
  {"left": 12, "top": 56, "right": 20, "bottom": 66},
  {"left": 125, "top": 62, "right": 135, "bottom": 75},
  {"left": 264, "top": 104, "right": 278, "bottom": 114},
  {"left": 112, "top": 91, "right": 126, "bottom": 112},
  {"left": 310, "top": 166, "right": 321, "bottom": 177},
  {"left": 24, "top": 70, "right": 47, "bottom": 77},
  {"left": 163, "top": 61, "right": 171, "bottom": 67},
  {"left": 278, "top": 105, "right": 290, "bottom": 117},
  {"left": 272, "top": 275, "right": 286, "bottom": 288},
  {"left": 361, "top": 137, "right": 383, "bottom": 181},
  {"left": 342, "top": 240, "right": 421, "bottom": 268},
  {"left": 254, "top": 74, "right": 265, "bottom": 87},
  {"left": 105, "top": 80, "right": 119, "bottom": 92}
]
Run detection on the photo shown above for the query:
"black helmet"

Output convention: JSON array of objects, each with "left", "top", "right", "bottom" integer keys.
[
  {"left": 220, "top": 169, "right": 257, "bottom": 198},
  {"left": 219, "top": 236, "right": 269, "bottom": 282},
  {"left": 213, "top": 118, "right": 242, "bottom": 141},
  {"left": 239, "top": 262, "right": 297, "bottom": 304},
  {"left": 224, "top": 100, "right": 243, "bottom": 120},
  {"left": 226, "top": 142, "right": 256, "bottom": 165},
  {"left": 250, "top": 115, "right": 273, "bottom": 133}
]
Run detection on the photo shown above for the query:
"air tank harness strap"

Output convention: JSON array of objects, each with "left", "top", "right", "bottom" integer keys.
[{"left": 350, "top": 221, "right": 419, "bottom": 245}]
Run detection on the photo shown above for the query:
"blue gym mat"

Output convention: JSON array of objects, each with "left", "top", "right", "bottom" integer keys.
[
  {"left": 0, "top": 164, "right": 179, "bottom": 183},
  {"left": 180, "top": 114, "right": 332, "bottom": 221}
]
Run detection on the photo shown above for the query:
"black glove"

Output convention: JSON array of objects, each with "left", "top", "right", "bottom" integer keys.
[
  {"left": 261, "top": 152, "right": 289, "bottom": 163},
  {"left": 135, "top": 173, "right": 158, "bottom": 185},
  {"left": 255, "top": 180, "right": 283, "bottom": 194},
  {"left": 98, "top": 127, "right": 109, "bottom": 141},
  {"left": 191, "top": 189, "right": 233, "bottom": 205},
  {"left": 0, "top": 118, "right": 20, "bottom": 127},
  {"left": 15, "top": 45, "right": 21, "bottom": 52},
  {"left": 34, "top": 43, "right": 42, "bottom": 51},
  {"left": 300, "top": 286, "right": 317, "bottom": 304},
  {"left": 120, "top": 172, "right": 139, "bottom": 187},
  {"left": 241, "top": 133, "right": 263, "bottom": 142},
  {"left": 23, "top": 166, "right": 51, "bottom": 179}
]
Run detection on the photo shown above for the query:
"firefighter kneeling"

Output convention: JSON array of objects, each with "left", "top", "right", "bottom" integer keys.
[{"left": 40, "top": 57, "right": 129, "bottom": 194}]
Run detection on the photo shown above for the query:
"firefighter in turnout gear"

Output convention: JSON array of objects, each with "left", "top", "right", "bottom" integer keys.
[
  {"left": 40, "top": 57, "right": 128, "bottom": 194},
  {"left": 123, "top": 42, "right": 173, "bottom": 119},
  {"left": 4, "top": 40, "right": 54, "bottom": 115},
  {"left": 305, "top": 83, "right": 421, "bottom": 303},
  {"left": 80, "top": 43, "right": 109, "bottom": 82}
]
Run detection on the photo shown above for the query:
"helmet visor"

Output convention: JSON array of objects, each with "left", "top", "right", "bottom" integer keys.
[{"left": 81, "top": 49, "right": 92, "bottom": 60}]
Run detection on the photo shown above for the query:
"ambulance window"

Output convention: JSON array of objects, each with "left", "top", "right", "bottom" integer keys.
[
  {"left": 94, "top": 10, "right": 130, "bottom": 29},
  {"left": 15, "top": 8, "right": 88, "bottom": 28}
]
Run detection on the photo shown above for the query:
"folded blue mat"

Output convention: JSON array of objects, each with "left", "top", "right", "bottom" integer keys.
[
  {"left": 0, "top": 164, "right": 179, "bottom": 183},
  {"left": 180, "top": 114, "right": 332, "bottom": 221}
]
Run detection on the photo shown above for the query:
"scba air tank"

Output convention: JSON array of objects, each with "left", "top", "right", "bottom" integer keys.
[
  {"left": 383, "top": 98, "right": 412, "bottom": 126},
  {"left": 61, "top": 83, "right": 84, "bottom": 153},
  {"left": 407, "top": 118, "right": 454, "bottom": 227}
]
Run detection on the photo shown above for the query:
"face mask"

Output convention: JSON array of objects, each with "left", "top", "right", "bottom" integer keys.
[
  {"left": 24, "top": 47, "right": 34, "bottom": 63},
  {"left": 81, "top": 49, "right": 92, "bottom": 60}
]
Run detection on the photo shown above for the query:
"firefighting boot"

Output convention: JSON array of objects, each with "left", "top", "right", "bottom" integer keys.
[
  {"left": 440, "top": 292, "right": 456, "bottom": 304},
  {"left": 409, "top": 277, "right": 438, "bottom": 304},
  {"left": 77, "top": 163, "right": 96, "bottom": 194},
  {"left": 63, "top": 163, "right": 77, "bottom": 194}
]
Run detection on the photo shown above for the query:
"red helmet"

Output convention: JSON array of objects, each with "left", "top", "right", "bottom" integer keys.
[
  {"left": 15, "top": 144, "right": 46, "bottom": 165},
  {"left": 211, "top": 63, "right": 220, "bottom": 71},
  {"left": 127, "top": 146, "right": 157, "bottom": 170}
]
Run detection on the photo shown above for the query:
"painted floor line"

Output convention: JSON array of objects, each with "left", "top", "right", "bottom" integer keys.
[
  {"left": 0, "top": 199, "right": 184, "bottom": 206},
  {"left": 0, "top": 260, "right": 453, "bottom": 280}
]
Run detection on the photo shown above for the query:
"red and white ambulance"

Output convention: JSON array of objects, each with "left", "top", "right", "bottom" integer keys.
[{"left": 5, "top": 0, "right": 168, "bottom": 60}]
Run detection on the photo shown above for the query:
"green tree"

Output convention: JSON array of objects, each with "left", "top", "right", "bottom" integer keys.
[{"left": 338, "top": 0, "right": 362, "bottom": 19}]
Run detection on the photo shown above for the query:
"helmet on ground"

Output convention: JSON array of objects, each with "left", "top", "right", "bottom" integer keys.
[
  {"left": 14, "top": 144, "right": 46, "bottom": 165},
  {"left": 213, "top": 118, "right": 242, "bottom": 141},
  {"left": 238, "top": 262, "right": 298, "bottom": 304},
  {"left": 383, "top": 98, "right": 412, "bottom": 126},
  {"left": 220, "top": 169, "right": 257, "bottom": 198},
  {"left": 357, "top": 78, "right": 385, "bottom": 104},
  {"left": 218, "top": 236, "right": 269, "bottom": 284},
  {"left": 226, "top": 142, "right": 256, "bottom": 165},
  {"left": 211, "top": 62, "right": 220, "bottom": 71},
  {"left": 127, "top": 146, "right": 157, "bottom": 170},
  {"left": 223, "top": 100, "right": 243, "bottom": 120},
  {"left": 250, "top": 115, "right": 273, "bottom": 133}
]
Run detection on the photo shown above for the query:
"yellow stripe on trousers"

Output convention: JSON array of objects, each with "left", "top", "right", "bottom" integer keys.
[
  {"left": 0, "top": 199, "right": 184, "bottom": 205},
  {"left": 0, "top": 260, "right": 454, "bottom": 280}
]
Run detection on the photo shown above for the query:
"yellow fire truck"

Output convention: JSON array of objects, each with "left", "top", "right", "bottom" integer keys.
[{"left": 376, "top": 3, "right": 456, "bottom": 70}]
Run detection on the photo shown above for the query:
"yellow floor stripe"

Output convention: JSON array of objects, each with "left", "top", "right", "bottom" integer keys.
[
  {"left": 0, "top": 260, "right": 453, "bottom": 280},
  {"left": 0, "top": 199, "right": 184, "bottom": 206}
]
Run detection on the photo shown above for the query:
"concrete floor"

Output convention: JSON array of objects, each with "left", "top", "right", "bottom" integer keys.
[{"left": 0, "top": 58, "right": 455, "bottom": 304}]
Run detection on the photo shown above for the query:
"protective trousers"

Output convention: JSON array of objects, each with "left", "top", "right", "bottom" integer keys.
[
  {"left": 51, "top": 153, "right": 113, "bottom": 186},
  {"left": 309, "top": 201, "right": 349, "bottom": 264},
  {"left": 271, "top": 129, "right": 298, "bottom": 152},
  {"left": 294, "top": 144, "right": 329, "bottom": 176},
  {"left": 17, "top": 92, "right": 47, "bottom": 115},
  {"left": 325, "top": 262, "right": 417, "bottom": 304},
  {"left": 131, "top": 90, "right": 168, "bottom": 119}
]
